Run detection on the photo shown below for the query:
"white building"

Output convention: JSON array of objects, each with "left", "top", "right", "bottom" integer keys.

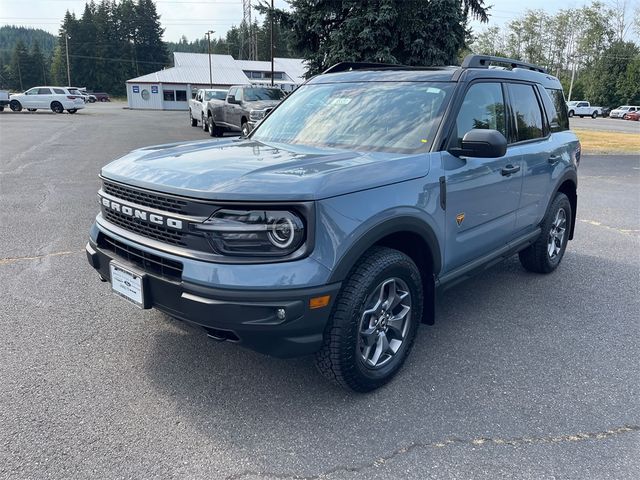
[{"left": 126, "top": 52, "right": 306, "bottom": 110}]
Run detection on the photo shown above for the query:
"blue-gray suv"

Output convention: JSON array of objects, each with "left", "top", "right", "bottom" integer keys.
[{"left": 87, "top": 55, "right": 580, "bottom": 391}]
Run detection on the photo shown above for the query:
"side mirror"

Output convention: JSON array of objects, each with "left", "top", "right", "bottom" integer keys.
[
  {"left": 449, "top": 129, "right": 507, "bottom": 158},
  {"left": 226, "top": 96, "right": 235, "bottom": 104}
]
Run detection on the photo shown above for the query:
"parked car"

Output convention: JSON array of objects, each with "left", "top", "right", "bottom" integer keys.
[
  {"left": 0, "top": 90, "right": 10, "bottom": 111},
  {"left": 609, "top": 105, "right": 640, "bottom": 118},
  {"left": 566, "top": 101, "right": 602, "bottom": 118},
  {"left": 92, "top": 92, "right": 110, "bottom": 102},
  {"left": 68, "top": 87, "right": 89, "bottom": 103},
  {"left": 623, "top": 110, "right": 640, "bottom": 121},
  {"left": 87, "top": 55, "right": 579, "bottom": 391},
  {"left": 9, "top": 86, "right": 85, "bottom": 113},
  {"left": 600, "top": 106, "right": 611, "bottom": 117},
  {"left": 188, "top": 88, "right": 227, "bottom": 128},
  {"left": 204, "top": 85, "right": 286, "bottom": 136}
]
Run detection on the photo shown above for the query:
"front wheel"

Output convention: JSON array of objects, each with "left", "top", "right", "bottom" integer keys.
[
  {"left": 10, "top": 100, "right": 22, "bottom": 112},
  {"left": 568, "top": 110, "right": 574, "bottom": 118},
  {"left": 315, "top": 247, "right": 423, "bottom": 392},
  {"left": 519, "top": 193, "right": 572, "bottom": 274},
  {"left": 190, "top": 109, "right": 197, "bottom": 126},
  {"left": 68, "top": 109, "right": 77, "bottom": 114},
  {"left": 202, "top": 113, "right": 208, "bottom": 132},
  {"left": 241, "top": 122, "right": 250, "bottom": 136}
]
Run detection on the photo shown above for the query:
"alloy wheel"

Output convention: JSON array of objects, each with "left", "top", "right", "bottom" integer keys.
[{"left": 548, "top": 208, "right": 567, "bottom": 259}]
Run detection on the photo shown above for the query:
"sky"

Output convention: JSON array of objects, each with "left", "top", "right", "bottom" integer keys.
[{"left": 0, "top": 0, "right": 636, "bottom": 43}]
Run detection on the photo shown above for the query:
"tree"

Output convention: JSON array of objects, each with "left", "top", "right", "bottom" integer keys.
[
  {"left": 264, "top": 0, "right": 488, "bottom": 76},
  {"left": 9, "top": 40, "right": 29, "bottom": 90},
  {"left": 583, "top": 40, "right": 640, "bottom": 106}
]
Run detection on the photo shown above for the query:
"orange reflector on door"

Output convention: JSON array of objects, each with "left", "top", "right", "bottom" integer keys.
[{"left": 309, "top": 295, "right": 331, "bottom": 309}]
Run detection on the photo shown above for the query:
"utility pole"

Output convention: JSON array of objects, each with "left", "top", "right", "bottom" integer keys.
[
  {"left": 270, "top": 0, "right": 274, "bottom": 86},
  {"left": 567, "top": 54, "right": 578, "bottom": 102},
  {"left": 65, "top": 33, "right": 71, "bottom": 87},
  {"left": 206, "top": 30, "right": 215, "bottom": 88}
]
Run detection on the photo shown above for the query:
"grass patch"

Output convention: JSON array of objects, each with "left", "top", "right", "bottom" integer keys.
[{"left": 574, "top": 129, "right": 640, "bottom": 154}]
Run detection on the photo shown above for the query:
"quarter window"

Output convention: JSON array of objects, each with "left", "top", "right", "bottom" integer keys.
[
  {"left": 544, "top": 88, "right": 569, "bottom": 132},
  {"left": 452, "top": 82, "right": 506, "bottom": 147},
  {"left": 508, "top": 83, "right": 544, "bottom": 142}
]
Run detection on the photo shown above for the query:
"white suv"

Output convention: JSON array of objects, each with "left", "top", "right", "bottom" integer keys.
[
  {"left": 9, "top": 86, "right": 86, "bottom": 114},
  {"left": 609, "top": 105, "right": 640, "bottom": 119}
]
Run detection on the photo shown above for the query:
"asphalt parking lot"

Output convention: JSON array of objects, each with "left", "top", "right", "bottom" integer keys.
[
  {"left": 570, "top": 116, "right": 640, "bottom": 133},
  {"left": 1, "top": 103, "right": 638, "bottom": 479}
]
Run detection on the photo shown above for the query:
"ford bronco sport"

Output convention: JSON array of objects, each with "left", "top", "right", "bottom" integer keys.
[{"left": 87, "top": 55, "right": 580, "bottom": 392}]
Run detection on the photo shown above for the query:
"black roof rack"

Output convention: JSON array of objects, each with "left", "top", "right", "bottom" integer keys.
[
  {"left": 461, "top": 54, "right": 547, "bottom": 74},
  {"left": 322, "top": 62, "right": 453, "bottom": 74}
]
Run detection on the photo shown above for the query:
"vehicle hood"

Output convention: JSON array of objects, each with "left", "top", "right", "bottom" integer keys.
[
  {"left": 246, "top": 100, "right": 280, "bottom": 110},
  {"left": 100, "top": 138, "right": 430, "bottom": 201}
]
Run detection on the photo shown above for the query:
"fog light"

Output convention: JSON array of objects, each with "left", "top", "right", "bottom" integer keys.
[{"left": 276, "top": 308, "right": 286, "bottom": 320}]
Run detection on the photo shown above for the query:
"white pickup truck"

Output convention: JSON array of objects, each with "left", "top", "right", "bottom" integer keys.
[
  {"left": 188, "top": 88, "right": 228, "bottom": 127},
  {"left": 566, "top": 101, "right": 602, "bottom": 118}
]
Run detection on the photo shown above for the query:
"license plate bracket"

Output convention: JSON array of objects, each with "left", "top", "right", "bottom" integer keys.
[{"left": 109, "top": 262, "right": 149, "bottom": 309}]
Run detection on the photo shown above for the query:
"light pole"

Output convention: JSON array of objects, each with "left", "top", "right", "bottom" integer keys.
[
  {"left": 206, "top": 30, "right": 215, "bottom": 88},
  {"left": 270, "top": 0, "right": 274, "bottom": 86},
  {"left": 64, "top": 32, "right": 71, "bottom": 87}
]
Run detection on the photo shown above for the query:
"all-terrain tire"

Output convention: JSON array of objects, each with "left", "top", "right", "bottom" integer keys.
[
  {"left": 315, "top": 247, "right": 423, "bottom": 392},
  {"left": 519, "top": 193, "right": 572, "bottom": 274}
]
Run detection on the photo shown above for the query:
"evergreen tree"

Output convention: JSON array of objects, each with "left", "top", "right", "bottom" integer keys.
[
  {"left": 9, "top": 40, "right": 29, "bottom": 90},
  {"left": 134, "top": 0, "right": 169, "bottom": 76}
]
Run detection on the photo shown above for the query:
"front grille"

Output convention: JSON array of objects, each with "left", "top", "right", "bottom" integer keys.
[
  {"left": 98, "top": 233, "right": 183, "bottom": 281},
  {"left": 104, "top": 210, "right": 186, "bottom": 246},
  {"left": 103, "top": 180, "right": 188, "bottom": 214}
]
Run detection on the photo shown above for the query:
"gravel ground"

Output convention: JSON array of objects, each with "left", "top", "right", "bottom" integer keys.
[{"left": 0, "top": 103, "right": 638, "bottom": 479}]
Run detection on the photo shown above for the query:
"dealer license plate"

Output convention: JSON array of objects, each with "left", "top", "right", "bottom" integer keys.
[{"left": 110, "top": 262, "right": 144, "bottom": 308}]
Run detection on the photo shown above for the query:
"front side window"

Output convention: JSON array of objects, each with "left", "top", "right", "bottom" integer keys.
[
  {"left": 508, "top": 83, "right": 544, "bottom": 142},
  {"left": 243, "top": 88, "right": 285, "bottom": 101},
  {"left": 452, "top": 82, "right": 506, "bottom": 148},
  {"left": 252, "top": 81, "right": 453, "bottom": 153}
]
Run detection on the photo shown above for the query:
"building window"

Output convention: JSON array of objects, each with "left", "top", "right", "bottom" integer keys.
[
  {"left": 163, "top": 90, "right": 175, "bottom": 101},
  {"left": 175, "top": 90, "right": 187, "bottom": 101}
]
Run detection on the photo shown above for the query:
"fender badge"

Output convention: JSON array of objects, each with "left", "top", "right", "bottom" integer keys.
[{"left": 456, "top": 213, "right": 465, "bottom": 226}]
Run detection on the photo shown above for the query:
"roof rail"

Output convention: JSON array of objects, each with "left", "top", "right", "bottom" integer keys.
[
  {"left": 461, "top": 54, "right": 548, "bottom": 74},
  {"left": 323, "top": 62, "right": 407, "bottom": 74}
]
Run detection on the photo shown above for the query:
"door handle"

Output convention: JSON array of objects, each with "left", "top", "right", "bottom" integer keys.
[
  {"left": 548, "top": 154, "right": 561, "bottom": 164},
  {"left": 501, "top": 164, "right": 520, "bottom": 176}
]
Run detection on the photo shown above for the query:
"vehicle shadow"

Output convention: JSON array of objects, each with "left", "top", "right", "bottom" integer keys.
[{"left": 141, "top": 251, "right": 639, "bottom": 476}]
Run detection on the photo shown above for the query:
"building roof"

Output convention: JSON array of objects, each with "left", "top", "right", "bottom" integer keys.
[{"left": 126, "top": 52, "right": 306, "bottom": 86}]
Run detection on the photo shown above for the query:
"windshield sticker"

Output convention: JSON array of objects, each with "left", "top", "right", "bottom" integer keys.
[{"left": 329, "top": 97, "right": 353, "bottom": 106}]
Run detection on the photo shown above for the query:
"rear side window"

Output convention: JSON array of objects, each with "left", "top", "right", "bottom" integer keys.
[
  {"left": 508, "top": 83, "right": 544, "bottom": 142},
  {"left": 37, "top": 88, "right": 51, "bottom": 95},
  {"left": 452, "top": 82, "right": 506, "bottom": 148},
  {"left": 544, "top": 88, "right": 569, "bottom": 132}
]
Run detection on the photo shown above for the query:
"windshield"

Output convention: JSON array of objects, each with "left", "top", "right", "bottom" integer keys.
[
  {"left": 205, "top": 90, "right": 227, "bottom": 101},
  {"left": 244, "top": 88, "right": 286, "bottom": 101},
  {"left": 251, "top": 82, "right": 453, "bottom": 153},
  {"left": 618, "top": 106, "right": 630, "bottom": 110}
]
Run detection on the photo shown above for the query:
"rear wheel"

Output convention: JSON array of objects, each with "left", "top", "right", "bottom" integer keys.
[
  {"left": 519, "top": 193, "right": 572, "bottom": 274},
  {"left": 10, "top": 100, "right": 22, "bottom": 112},
  {"left": 208, "top": 116, "right": 217, "bottom": 137},
  {"left": 591, "top": 111, "right": 598, "bottom": 118},
  {"left": 202, "top": 113, "right": 208, "bottom": 132},
  {"left": 623, "top": 114, "right": 629, "bottom": 120},
  {"left": 190, "top": 109, "right": 197, "bottom": 126},
  {"left": 100, "top": 98, "right": 107, "bottom": 102},
  {"left": 315, "top": 247, "right": 423, "bottom": 392},
  {"left": 241, "top": 121, "right": 251, "bottom": 136},
  {"left": 50, "top": 101, "right": 64, "bottom": 114},
  {"left": 68, "top": 109, "right": 77, "bottom": 114}
]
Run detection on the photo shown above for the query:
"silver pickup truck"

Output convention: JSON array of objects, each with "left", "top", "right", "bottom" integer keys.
[
  {"left": 0, "top": 90, "right": 10, "bottom": 111},
  {"left": 189, "top": 88, "right": 228, "bottom": 128},
  {"left": 204, "top": 85, "right": 286, "bottom": 137}
]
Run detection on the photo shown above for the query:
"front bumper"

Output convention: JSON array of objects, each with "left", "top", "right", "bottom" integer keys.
[{"left": 86, "top": 237, "right": 340, "bottom": 358}]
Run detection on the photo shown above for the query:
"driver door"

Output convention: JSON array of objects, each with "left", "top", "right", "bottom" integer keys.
[{"left": 441, "top": 81, "right": 523, "bottom": 272}]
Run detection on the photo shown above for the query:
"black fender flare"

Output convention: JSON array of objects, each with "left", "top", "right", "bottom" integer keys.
[
  {"left": 545, "top": 168, "right": 578, "bottom": 239},
  {"left": 327, "top": 215, "right": 442, "bottom": 284}
]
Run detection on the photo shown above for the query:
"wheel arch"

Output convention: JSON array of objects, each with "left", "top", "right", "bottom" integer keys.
[
  {"left": 549, "top": 171, "right": 578, "bottom": 240},
  {"left": 327, "top": 216, "right": 441, "bottom": 325}
]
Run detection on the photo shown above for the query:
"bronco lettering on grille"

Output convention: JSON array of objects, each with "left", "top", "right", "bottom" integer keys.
[{"left": 101, "top": 196, "right": 184, "bottom": 230}]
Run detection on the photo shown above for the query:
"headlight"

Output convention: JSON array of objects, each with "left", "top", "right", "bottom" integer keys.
[
  {"left": 249, "top": 109, "right": 266, "bottom": 121},
  {"left": 196, "top": 209, "right": 305, "bottom": 256}
]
